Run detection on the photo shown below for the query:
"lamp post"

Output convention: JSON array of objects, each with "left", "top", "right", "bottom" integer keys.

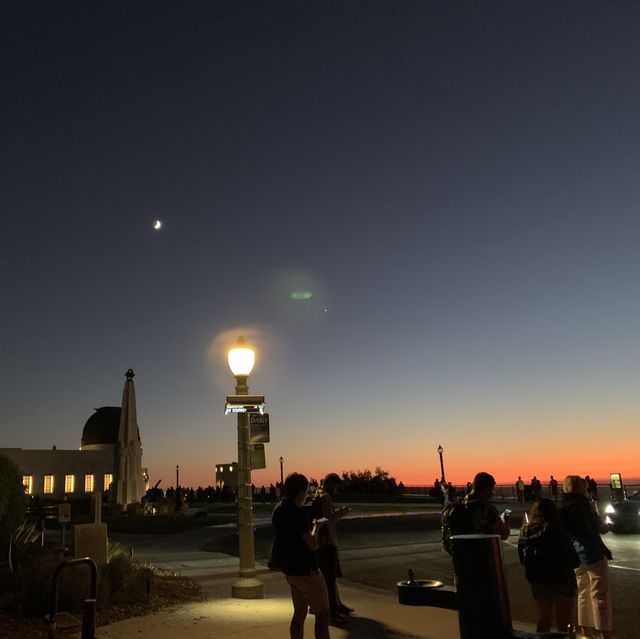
[
  {"left": 176, "top": 464, "right": 180, "bottom": 489},
  {"left": 279, "top": 456, "right": 284, "bottom": 486},
  {"left": 228, "top": 336, "right": 264, "bottom": 599},
  {"left": 437, "top": 445, "right": 446, "bottom": 484}
]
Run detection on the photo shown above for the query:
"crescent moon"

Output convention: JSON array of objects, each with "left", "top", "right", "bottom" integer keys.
[{"left": 153, "top": 220, "right": 162, "bottom": 230}]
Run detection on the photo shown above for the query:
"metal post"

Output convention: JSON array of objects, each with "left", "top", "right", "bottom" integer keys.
[
  {"left": 279, "top": 456, "right": 284, "bottom": 486},
  {"left": 231, "top": 374, "right": 264, "bottom": 599},
  {"left": 450, "top": 534, "right": 512, "bottom": 639},
  {"left": 438, "top": 445, "right": 446, "bottom": 484},
  {"left": 81, "top": 599, "right": 96, "bottom": 639},
  {"left": 176, "top": 465, "right": 179, "bottom": 489}
]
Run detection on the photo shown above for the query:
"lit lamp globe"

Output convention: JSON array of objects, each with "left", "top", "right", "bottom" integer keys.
[{"left": 228, "top": 337, "right": 255, "bottom": 378}]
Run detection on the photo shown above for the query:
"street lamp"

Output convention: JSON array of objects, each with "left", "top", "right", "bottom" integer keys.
[
  {"left": 176, "top": 464, "right": 180, "bottom": 489},
  {"left": 437, "top": 445, "right": 446, "bottom": 484},
  {"left": 279, "top": 456, "right": 284, "bottom": 486},
  {"left": 228, "top": 336, "right": 264, "bottom": 599}
]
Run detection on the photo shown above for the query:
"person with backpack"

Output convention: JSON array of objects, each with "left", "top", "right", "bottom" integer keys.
[
  {"left": 442, "top": 471, "right": 510, "bottom": 554},
  {"left": 518, "top": 498, "right": 580, "bottom": 633}
]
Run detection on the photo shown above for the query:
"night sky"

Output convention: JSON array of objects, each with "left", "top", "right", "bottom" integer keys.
[{"left": 3, "top": 1, "right": 640, "bottom": 488}]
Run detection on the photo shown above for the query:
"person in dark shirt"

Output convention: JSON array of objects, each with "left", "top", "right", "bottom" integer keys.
[
  {"left": 518, "top": 498, "right": 579, "bottom": 633},
  {"left": 313, "top": 473, "right": 353, "bottom": 623},
  {"left": 464, "top": 472, "right": 510, "bottom": 539},
  {"left": 272, "top": 472, "right": 330, "bottom": 639}
]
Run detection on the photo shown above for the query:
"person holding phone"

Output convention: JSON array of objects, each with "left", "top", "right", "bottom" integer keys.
[
  {"left": 465, "top": 472, "right": 511, "bottom": 539},
  {"left": 518, "top": 498, "right": 580, "bottom": 633},
  {"left": 272, "top": 472, "right": 330, "bottom": 639},
  {"left": 313, "top": 473, "right": 353, "bottom": 624}
]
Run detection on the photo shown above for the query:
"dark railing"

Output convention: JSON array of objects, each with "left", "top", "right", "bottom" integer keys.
[
  {"left": 402, "top": 484, "right": 640, "bottom": 502},
  {"left": 48, "top": 557, "right": 97, "bottom": 639}
]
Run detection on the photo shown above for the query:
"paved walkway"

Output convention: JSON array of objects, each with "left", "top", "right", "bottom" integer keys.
[
  {"left": 75, "top": 506, "right": 539, "bottom": 638},
  {"left": 75, "top": 550, "right": 537, "bottom": 639}
]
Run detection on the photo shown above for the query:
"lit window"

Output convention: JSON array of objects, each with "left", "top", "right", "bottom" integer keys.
[
  {"left": 103, "top": 473, "right": 113, "bottom": 491},
  {"left": 23, "top": 475, "right": 33, "bottom": 495},
  {"left": 64, "top": 475, "right": 75, "bottom": 493},
  {"left": 44, "top": 475, "right": 54, "bottom": 494},
  {"left": 84, "top": 474, "right": 94, "bottom": 492},
  {"left": 229, "top": 466, "right": 233, "bottom": 472}
]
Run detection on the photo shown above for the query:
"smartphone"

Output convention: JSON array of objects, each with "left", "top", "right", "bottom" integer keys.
[{"left": 315, "top": 517, "right": 328, "bottom": 524}]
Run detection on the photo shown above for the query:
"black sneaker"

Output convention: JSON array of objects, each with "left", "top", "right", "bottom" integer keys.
[{"left": 338, "top": 604, "right": 354, "bottom": 614}]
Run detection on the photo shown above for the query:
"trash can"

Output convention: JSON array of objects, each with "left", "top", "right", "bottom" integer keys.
[{"left": 450, "top": 534, "right": 512, "bottom": 639}]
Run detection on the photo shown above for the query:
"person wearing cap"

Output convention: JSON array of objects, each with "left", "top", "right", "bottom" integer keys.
[{"left": 313, "top": 473, "right": 353, "bottom": 624}]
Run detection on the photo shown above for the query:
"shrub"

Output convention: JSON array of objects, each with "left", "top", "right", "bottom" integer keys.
[
  {"left": 2, "top": 545, "right": 155, "bottom": 617},
  {"left": 0, "top": 454, "right": 27, "bottom": 538}
]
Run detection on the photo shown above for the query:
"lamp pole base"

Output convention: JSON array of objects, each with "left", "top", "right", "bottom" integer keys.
[{"left": 232, "top": 577, "right": 265, "bottom": 599}]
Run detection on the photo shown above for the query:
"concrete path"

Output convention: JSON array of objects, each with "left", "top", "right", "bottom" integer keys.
[
  {"left": 86, "top": 508, "right": 539, "bottom": 639},
  {"left": 77, "top": 548, "right": 536, "bottom": 639}
]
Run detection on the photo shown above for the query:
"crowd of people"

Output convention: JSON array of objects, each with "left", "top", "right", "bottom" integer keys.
[
  {"left": 270, "top": 469, "right": 614, "bottom": 639},
  {"left": 442, "top": 471, "right": 612, "bottom": 639}
]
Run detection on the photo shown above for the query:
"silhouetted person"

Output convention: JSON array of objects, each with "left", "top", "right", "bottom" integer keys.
[
  {"left": 516, "top": 476, "right": 525, "bottom": 503},
  {"left": 313, "top": 473, "right": 353, "bottom": 624},
  {"left": 433, "top": 478, "right": 442, "bottom": 501},
  {"left": 531, "top": 476, "right": 542, "bottom": 501},
  {"left": 549, "top": 476, "right": 559, "bottom": 501},
  {"left": 461, "top": 472, "right": 510, "bottom": 538},
  {"left": 518, "top": 499, "right": 579, "bottom": 633},
  {"left": 272, "top": 473, "right": 330, "bottom": 639}
]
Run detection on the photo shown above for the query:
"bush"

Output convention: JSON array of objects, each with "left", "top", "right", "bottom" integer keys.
[
  {"left": 2, "top": 544, "right": 155, "bottom": 617},
  {"left": 0, "top": 454, "right": 27, "bottom": 538}
]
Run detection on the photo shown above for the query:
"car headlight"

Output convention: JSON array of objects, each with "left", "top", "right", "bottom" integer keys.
[
  {"left": 605, "top": 515, "right": 613, "bottom": 525},
  {"left": 605, "top": 504, "right": 616, "bottom": 514}
]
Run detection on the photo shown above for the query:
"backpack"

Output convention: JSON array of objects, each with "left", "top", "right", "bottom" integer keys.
[
  {"left": 520, "top": 535, "right": 544, "bottom": 582},
  {"left": 441, "top": 501, "right": 474, "bottom": 554}
]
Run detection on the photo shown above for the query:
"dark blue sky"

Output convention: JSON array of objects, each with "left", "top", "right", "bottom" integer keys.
[{"left": 2, "top": 1, "right": 640, "bottom": 485}]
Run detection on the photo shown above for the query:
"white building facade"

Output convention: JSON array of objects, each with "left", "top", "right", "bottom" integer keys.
[{"left": 0, "top": 369, "right": 147, "bottom": 507}]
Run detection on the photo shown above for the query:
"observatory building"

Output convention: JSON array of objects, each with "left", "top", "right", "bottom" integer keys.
[{"left": 0, "top": 369, "right": 147, "bottom": 507}]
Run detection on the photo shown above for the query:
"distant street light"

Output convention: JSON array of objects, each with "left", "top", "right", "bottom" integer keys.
[
  {"left": 279, "top": 456, "right": 284, "bottom": 486},
  {"left": 228, "top": 336, "right": 264, "bottom": 599},
  {"left": 176, "top": 464, "right": 180, "bottom": 489},
  {"left": 437, "top": 445, "right": 446, "bottom": 484}
]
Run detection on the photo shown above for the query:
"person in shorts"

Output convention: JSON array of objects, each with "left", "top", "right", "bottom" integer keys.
[{"left": 272, "top": 472, "right": 330, "bottom": 639}]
